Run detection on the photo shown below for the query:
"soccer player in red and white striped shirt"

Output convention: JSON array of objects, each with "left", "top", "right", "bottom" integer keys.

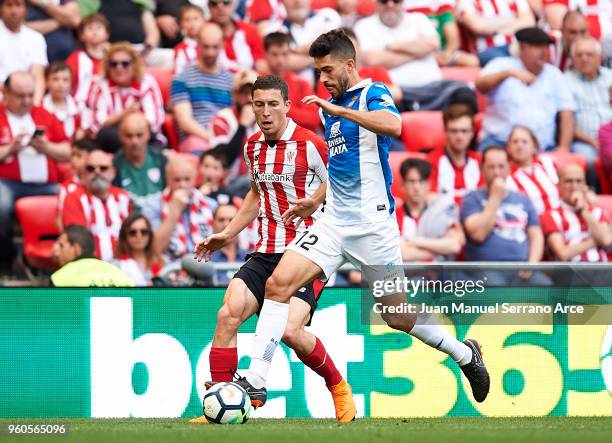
[
  {"left": 427, "top": 104, "right": 483, "bottom": 206},
  {"left": 173, "top": 5, "right": 205, "bottom": 76},
  {"left": 541, "top": 163, "right": 611, "bottom": 261},
  {"left": 61, "top": 150, "right": 132, "bottom": 262},
  {"left": 66, "top": 13, "right": 109, "bottom": 109},
  {"left": 506, "top": 125, "right": 560, "bottom": 215},
  {"left": 193, "top": 75, "right": 357, "bottom": 423}
]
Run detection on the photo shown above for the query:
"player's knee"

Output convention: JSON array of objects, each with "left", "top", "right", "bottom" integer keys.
[
  {"left": 265, "top": 273, "right": 293, "bottom": 303},
  {"left": 216, "top": 304, "right": 241, "bottom": 334},
  {"left": 281, "top": 324, "right": 301, "bottom": 348}
]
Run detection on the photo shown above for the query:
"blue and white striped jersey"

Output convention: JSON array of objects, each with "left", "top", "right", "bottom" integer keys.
[{"left": 321, "top": 79, "right": 401, "bottom": 225}]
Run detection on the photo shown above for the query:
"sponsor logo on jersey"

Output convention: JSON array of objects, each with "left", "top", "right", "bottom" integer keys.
[
  {"left": 380, "top": 94, "right": 394, "bottom": 107},
  {"left": 253, "top": 170, "right": 292, "bottom": 183}
]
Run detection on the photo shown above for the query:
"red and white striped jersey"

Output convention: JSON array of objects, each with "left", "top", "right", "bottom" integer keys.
[
  {"left": 61, "top": 185, "right": 131, "bottom": 261},
  {"left": 427, "top": 149, "right": 483, "bottom": 205},
  {"left": 541, "top": 202, "right": 609, "bottom": 262},
  {"left": 173, "top": 38, "right": 199, "bottom": 75},
  {"left": 395, "top": 202, "right": 422, "bottom": 240},
  {"left": 84, "top": 73, "right": 165, "bottom": 135},
  {"left": 543, "top": 0, "right": 612, "bottom": 40},
  {"left": 42, "top": 94, "right": 81, "bottom": 140},
  {"left": 57, "top": 176, "right": 80, "bottom": 218},
  {"left": 547, "top": 30, "right": 572, "bottom": 72},
  {"left": 457, "top": 0, "right": 531, "bottom": 52},
  {"left": 220, "top": 20, "right": 265, "bottom": 72},
  {"left": 244, "top": 119, "right": 328, "bottom": 254},
  {"left": 65, "top": 49, "right": 102, "bottom": 108},
  {"left": 507, "top": 155, "right": 560, "bottom": 215}
]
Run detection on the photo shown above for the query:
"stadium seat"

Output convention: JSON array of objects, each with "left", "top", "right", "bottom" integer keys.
[
  {"left": 541, "top": 151, "right": 588, "bottom": 172},
  {"left": 595, "top": 158, "right": 612, "bottom": 195},
  {"left": 388, "top": 151, "right": 427, "bottom": 198},
  {"left": 400, "top": 111, "right": 446, "bottom": 153},
  {"left": 311, "top": 0, "right": 336, "bottom": 9},
  {"left": 15, "top": 195, "right": 60, "bottom": 270},
  {"left": 440, "top": 66, "right": 481, "bottom": 84},
  {"left": 163, "top": 114, "right": 180, "bottom": 150},
  {"left": 146, "top": 67, "right": 173, "bottom": 109}
]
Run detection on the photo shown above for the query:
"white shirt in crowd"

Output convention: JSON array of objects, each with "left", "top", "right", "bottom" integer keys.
[{"left": 0, "top": 20, "right": 47, "bottom": 82}]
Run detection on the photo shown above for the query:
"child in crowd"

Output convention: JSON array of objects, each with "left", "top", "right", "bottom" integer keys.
[
  {"left": 42, "top": 62, "right": 81, "bottom": 141},
  {"left": 199, "top": 149, "right": 231, "bottom": 205},
  {"left": 173, "top": 5, "right": 206, "bottom": 75}
]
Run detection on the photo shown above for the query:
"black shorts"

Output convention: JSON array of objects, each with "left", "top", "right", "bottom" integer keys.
[{"left": 233, "top": 252, "right": 324, "bottom": 324}]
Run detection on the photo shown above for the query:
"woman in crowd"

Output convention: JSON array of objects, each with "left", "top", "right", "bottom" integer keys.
[{"left": 115, "top": 213, "right": 164, "bottom": 286}]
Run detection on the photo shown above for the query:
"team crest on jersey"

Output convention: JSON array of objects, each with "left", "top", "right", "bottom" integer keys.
[
  {"left": 147, "top": 168, "right": 161, "bottom": 183},
  {"left": 285, "top": 150, "right": 296, "bottom": 163},
  {"left": 329, "top": 121, "right": 342, "bottom": 138}
]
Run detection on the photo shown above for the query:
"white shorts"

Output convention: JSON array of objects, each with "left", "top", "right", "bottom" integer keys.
[{"left": 286, "top": 215, "right": 404, "bottom": 294}]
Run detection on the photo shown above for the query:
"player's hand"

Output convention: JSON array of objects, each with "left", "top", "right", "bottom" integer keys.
[
  {"left": 302, "top": 95, "right": 344, "bottom": 117},
  {"left": 193, "top": 232, "right": 231, "bottom": 262},
  {"left": 510, "top": 69, "right": 536, "bottom": 85},
  {"left": 281, "top": 197, "right": 319, "bottom": 226}
]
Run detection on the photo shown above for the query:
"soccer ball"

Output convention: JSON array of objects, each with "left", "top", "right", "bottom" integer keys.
[{"left": 203, "top": 382, "right": 251, "bottom": 424}]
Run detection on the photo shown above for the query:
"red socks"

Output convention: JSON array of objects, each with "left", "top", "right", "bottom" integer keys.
[
  {"left": 298, "top": 338, "right": 343, "bottom": 388},
  {"left": 209, "top": 347, "right": 238, "bottom": 382}
]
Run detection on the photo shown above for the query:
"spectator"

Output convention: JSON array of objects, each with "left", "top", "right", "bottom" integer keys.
[
  {"left": 0, "top": 0, "right": 47, "bottom": 104},
  {"left": 155, "top": 0, "right": 193, "bottom": 49},
  {"left": 42, "top": 61, "right": 81, "bottom": 141},
  {"left": 506, "top": 125, "right": 560, "bottom": 215},
  {"left": 428, "top": 104, "right": 483, "bottom": 206},
  {"left": 51, "top": 224, "right": 134, "bottom": 286},
  {"left": 208, "top": 0, "right": 267, "bottom": 72},
  {"left": 544, "top": 0, "right": 611, "bottom": 42},
  {"left": 0, "top": 71, "right": 70, "bottom": 272},
  {"left": 171, "top": 22, "right": 233, "bottom": 153},
  {"left": 457, "top": 0, "right": 535, "bottom": 66},
  {"left": 550, "top": 10, "right": 588, "bottom": 72},
  {"left": 61, "top": 149, "right": 131, "bottom": 261},
  {"left": 66, "top": 13, "right": 110, "bottom": 108},
  {"left": 25, "top": 0, "right": 81, "bottom": 62},
  {"left": 565, "top": 37, "right": 612, "bottom": 163},
  {"left": 57, "top": 137, "right": 96, "bottom": 229},
  {"left": 354, "top": 2, "right": 475, "bottom": 112},
  {"left": 154, "top": 157, "right": 216, "bottom": 263},
  {"left": 283, "top": 0, "right": 341, "bottom": 83},
  {"left": 405, "top": 0, "right": 479, "bottom": 67},
  {"left": 199, "top": 148, "right": 232, "bottom": 205},
  {"left": 208, "top": 203, "right": 248, "bottom": 285},
  {"left": 85, "top": 42, "right": 165, "bottom": 153},
  {"left": 173, "top": 5, "right": 206, "bottom": 75},
  {"left": 99, "top": 0, "right": 160, "bottom": 51},
  {"left": 115, "top": 213, "right": 164, "bottom": 286},
  {"left": 396, "top": 158, "right": 465, "bottom": 261},
  {"left": 264, "top": 32, "right": 320, "bottom": 132},
  {"left": 461, "top": 146, "right": 547, "bottom": 285},
  {"left": 541, "top": 163, "right": 611, "bottom": 261},
  {"left": 245, "top": 0, "right": 286, "bottom": 35},
  {"left": 337, "top": 0, "right": 361, "bottom": 27},
  {"left": 113, "top": 111, "right": 167, "bottom": 227},
  {"left": 476, "top": 27, "right": 576, "bottom": 152}
]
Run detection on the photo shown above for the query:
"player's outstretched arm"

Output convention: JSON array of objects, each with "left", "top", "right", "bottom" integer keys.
[
  {"left": 282, "top": 181, "right": 327, "bottom": 226},
  {"left": 302, "top": 95, "right": 401, "bottom": 138},
  {"left": 194, "top": 184, "right": 261, "bottom": 261}
]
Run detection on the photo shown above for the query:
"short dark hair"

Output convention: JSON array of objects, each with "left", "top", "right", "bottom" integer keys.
[
  {"left": 45, "top": 61, "right": 72, "bottom": 79},
  {"left": 264, "top": 32, "right": 291, "bottom": 51},
  {"left": 78, "top": 13, "right": 110, "bottom": 36},
  {"left": 481, "top": 145, "right": 508, "bottom": 164},
  {"left": 213, "top": 203, "right": 238, "bottom": 219},
  {"left": 252, "top": 75, "right": 289, "bottom": 101},
  {"left": 64, "top": 224, "right": 95, "bottom": 259},
  {"left": 201, "top": 147, "right": 229, "bottom": 168},
  {"left": 179, "top": 4, "right": 204, "bottom": 21},
  {"left": 309, "top": 29, "right": 356, "bottom": 61},
  {"left": 339, "top": 26, "right": 356, "bottom": 41},
  {"left": 72, "top": 137, "right": 98, "bottom": 153},
  {"left": 443, "top": 103, "right": 474, "bottom": 128},
  {"left": 400, "top": 158, "right": 432, "bottom": 182}
]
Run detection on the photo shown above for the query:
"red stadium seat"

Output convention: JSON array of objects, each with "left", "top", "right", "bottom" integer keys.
[
  {"left": 311, "top": 0, "right": 336, "bottom": 9},
  {"left": 440, "top": 66, "right": 481, "bottom": 84},
  {"left": 400, "top": 111, "right": 446, "bottom": 153},
  {"left": 146, "top": 67, "right": 173, "bottom": 109},
  {"left": 388, "top": 151, "right": 427, "bottom": 198},
  {"left": 541, "top": 151, "right": 588, "bottom": 172},
  {"left": 595, "top": 158, "right": 612, "bottom": 195},
  {"left": 163, "top": 114, "right": 180, "bottom": 150},
  {"left": 15, "top": 196, "right": 60, "bottom": 270}
]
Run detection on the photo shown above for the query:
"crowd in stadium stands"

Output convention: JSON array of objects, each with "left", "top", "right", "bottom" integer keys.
[{"left": 0, "top": 0, "right": 612, "bottom": 286}]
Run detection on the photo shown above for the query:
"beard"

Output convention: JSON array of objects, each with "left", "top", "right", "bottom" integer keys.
[
  {"left": 88, "top": 174, "right": 110, "bottom": 196},
  {"left": 331, "top": 74, "right": 351, "bottom": 100}
]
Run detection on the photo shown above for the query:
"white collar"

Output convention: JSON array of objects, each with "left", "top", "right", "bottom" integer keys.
[
  {"left": 258, "top": 118, "right": 296, "bottom": 142},
  {"left": 346, "top": 78, "right": 372, "bottom": 92}
]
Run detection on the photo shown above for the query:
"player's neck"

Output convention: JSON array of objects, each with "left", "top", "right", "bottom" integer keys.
[
  {"left": 345, "top": 73, "right": 363, "bottom": 92},
  {"left": 265, "top": 120, "right": 288, "bottom": 142}
]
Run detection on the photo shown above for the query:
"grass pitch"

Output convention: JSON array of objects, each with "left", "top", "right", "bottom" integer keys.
[{"left": 2, "top": 417, "right": 611, "bottom": 443}]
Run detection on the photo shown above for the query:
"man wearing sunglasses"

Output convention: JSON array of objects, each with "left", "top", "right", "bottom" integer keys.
[
  {"left": 208, "top": 0, "right": 267, "bottom": 73},
  {"left": 61, "top": 148, "right": 132, "bottom": 262}
]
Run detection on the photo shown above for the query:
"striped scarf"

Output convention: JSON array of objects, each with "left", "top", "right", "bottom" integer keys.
[{"left": 161, "top": 188, "right": 214, "bottom": 259}]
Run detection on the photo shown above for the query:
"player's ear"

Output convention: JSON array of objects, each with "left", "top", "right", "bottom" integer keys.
[
  {"left": 285, "top": 99, "right": 291, "bottom": 112},
  {"left": 345, "top": 58, "right": 356, "bottom": 72}
]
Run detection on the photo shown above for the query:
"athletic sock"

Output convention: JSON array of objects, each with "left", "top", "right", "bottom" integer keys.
[
  {"left": 209, "top": 347, "right": 238, "bottom": 382},
  {"left": 247, "top": 299, "right": 290, "bottom": 388},
  {"left": 409, "top": 315, "right": 473, "bottom": 366},
  {"left": 298, "top": 338, "right": 343, "bottom": 388}
]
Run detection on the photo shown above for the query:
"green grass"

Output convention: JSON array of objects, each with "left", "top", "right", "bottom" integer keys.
[{"left": 1, "top": 418, "right": 611, "bottom": 443}]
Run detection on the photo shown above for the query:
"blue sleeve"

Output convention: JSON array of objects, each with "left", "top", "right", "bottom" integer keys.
[
  {"left": 366, "top": 82, "right": 400, "bottom": 116},
  {"left": 460, "top": 191, "right": 481, "bottom": 222},
  {"left": 170, "top": 76, "right": 190, "bottom": 106},
  {"left": 524, "top": 196, "right": 539, "bottom": 227}
]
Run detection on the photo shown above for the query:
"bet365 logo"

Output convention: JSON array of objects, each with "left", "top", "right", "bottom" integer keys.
[{"left": 602, "top": 326, "right": 612, "bottom": 394}]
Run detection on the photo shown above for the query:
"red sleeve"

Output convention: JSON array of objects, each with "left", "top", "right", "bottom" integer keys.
[
  {"left": 247, "top": 0, "right": 273, "bottom": 22},
  {"left": 540, "top": 211, "right": 560, "bottom": 236},
  {"left": 243, "top": 23, "right": 265, "bottom": 61},
  {"left": 66, "top": 51, "right": 79, "bottom": 95},
  {"left": 62, "top": 192, "right": 87, "bottom": 227},
  {"left": 311, "top": 133, "right": 328, "bottom": 166}
]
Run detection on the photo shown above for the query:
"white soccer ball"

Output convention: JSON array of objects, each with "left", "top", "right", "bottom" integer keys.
[{"left": 203, "top": 382, "right": 251, "bottom": 424}]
